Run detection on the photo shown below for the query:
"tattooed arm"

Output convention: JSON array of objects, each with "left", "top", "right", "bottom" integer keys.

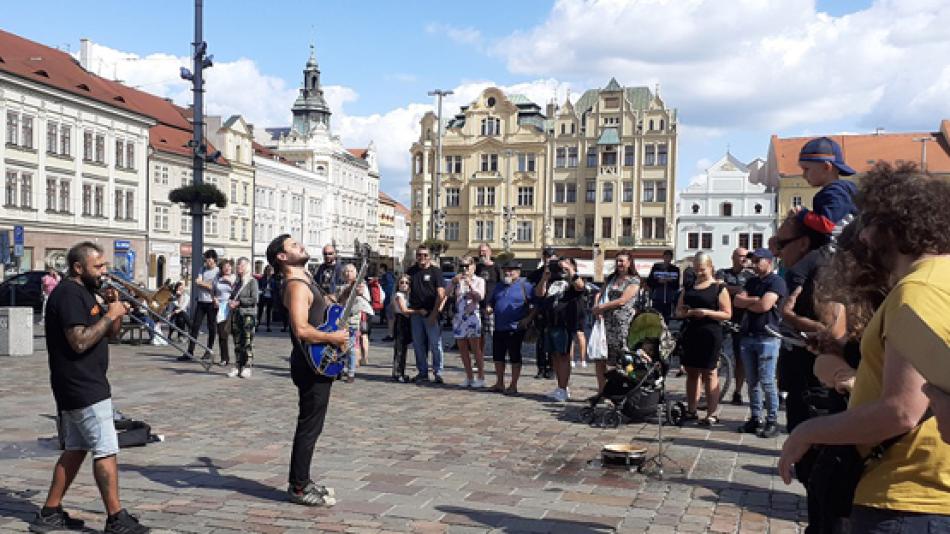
[{"left": 65, "top": 300, "right": 129, "bottom": 353}]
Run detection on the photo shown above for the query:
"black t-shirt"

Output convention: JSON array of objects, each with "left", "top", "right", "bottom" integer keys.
[
  {"left": 475, "top": 260, "right": 502, "bottom": 309},
  {"left": 407, "top": 264, "right": 444, "bottom": 312},
  {"left": 540, "top": 280, "right": 585, "bottom": 331},
  {"left": 784, "top": 248, "right": 831, "bottom": 321},
  {"left": 314, "top": 262, "right": 342, "bottom": 295},
  {"left": 45, "top": 279, "right": 111, "bottom": 411},
  {"left": 716, "top": 267, "right": 754, "bottom": 324},
  {"left": 647, "top": 262, "right": 680, "bottom": 303},
  {"left": 741, "top": 273, "right": 788, "bottom": 335}
]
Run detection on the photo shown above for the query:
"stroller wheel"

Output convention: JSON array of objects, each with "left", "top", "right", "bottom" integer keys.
[
  {"left": 579, "top": 406, "right": 596, "bottom": 425},
  {"left": 667, "top": 401, "right": 687, "bottom": 426},
  {"left": 602, "top": 410, "right": 622, "bottom": 428}
]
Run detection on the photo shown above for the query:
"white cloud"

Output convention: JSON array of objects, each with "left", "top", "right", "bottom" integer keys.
[{"left": 425, "top": 23, "right": 483, "bottom": 47}]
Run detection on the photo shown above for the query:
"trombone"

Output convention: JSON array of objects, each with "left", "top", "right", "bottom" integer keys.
[{"left": 100, "top": 274, "right": 214, "bottom": 372}]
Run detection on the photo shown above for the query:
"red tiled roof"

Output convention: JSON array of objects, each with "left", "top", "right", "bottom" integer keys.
[
  {"left": 347, "top": 148, "right": 369, "bottom": 159},
  {"left": 378, "top": 190, "right": 398, "bottom": 206},
  {"left": 770, "top": 124, "right": 950, "bottom": 177},
  {"left": 252, "top": 141, "right": 291, "bottom": 164},
  {"left": 394, "top": 201, "right": 411, "bottom": 217}
]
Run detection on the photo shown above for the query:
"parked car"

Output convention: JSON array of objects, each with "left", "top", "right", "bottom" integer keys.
[{"left": 0, "top": 270, "right": 47, "bottom": 313}]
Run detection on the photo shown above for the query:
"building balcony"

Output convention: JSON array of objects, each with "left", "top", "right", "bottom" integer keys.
[
  {"left": 471, "top": 171, "right": 503, "bottom": 180},
  {"left": 599, "top": 165, "right": 619, "bottom": 176}
]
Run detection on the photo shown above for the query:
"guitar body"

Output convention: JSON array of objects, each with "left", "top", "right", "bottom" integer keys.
[{"left": 307, "top": 302, "right": 348, "bottom": 377}]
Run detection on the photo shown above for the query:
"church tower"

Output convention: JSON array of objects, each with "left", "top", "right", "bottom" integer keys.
[{"left": 291, "top": 45, "right": 332, "bottom": 136}]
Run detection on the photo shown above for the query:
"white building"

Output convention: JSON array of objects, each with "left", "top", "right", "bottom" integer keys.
[
  {"left": 675, "top": 152, "right": 776, "bottom": 269},
  {"left": 393, "top": 201, "right": 410, "bottom": 272},
  {"left": 260, "top": 47, "right": 380, "bottom": 258},
  {"left": 251, "top": 142, "right": 330, "bottom": 273},
  {"left": 0, "top": 29, "right": 152, "bottom": 279}
]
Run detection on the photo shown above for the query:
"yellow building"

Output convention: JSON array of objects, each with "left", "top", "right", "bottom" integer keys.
[{"left": 409, "top": 80, "right": 677, "bottom": 272}]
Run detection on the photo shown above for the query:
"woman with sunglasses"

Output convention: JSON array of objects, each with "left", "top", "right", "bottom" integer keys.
[{"left": 448, "top": 256, "right": 486, "bottom": 388}]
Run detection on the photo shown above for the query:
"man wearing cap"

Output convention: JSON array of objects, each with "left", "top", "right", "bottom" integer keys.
[
  {"left": 796, "top": 137, "right": 858, "bottom": 242},
  {"left": 734, "top": 248, "right": 789, "bottom": 438},
  {"left": 527, "top": 247, "right": 558, "bottom": 379},
  {"left": 485, "top": 261, "right": 535, "bottom": 395}
]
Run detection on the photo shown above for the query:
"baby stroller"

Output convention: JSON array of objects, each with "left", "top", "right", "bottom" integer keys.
[{"left": 580, "top": 311, "right": 680, "bottom": 428}]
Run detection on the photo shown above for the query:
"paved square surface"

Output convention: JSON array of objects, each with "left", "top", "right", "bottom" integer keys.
[{"left": 0, "top": 324, "right": 806, "bottom": 533}]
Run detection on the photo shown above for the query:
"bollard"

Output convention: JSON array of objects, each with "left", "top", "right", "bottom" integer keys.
[{"left": 0, "top": 307, "right": 34, "bottom": 356}]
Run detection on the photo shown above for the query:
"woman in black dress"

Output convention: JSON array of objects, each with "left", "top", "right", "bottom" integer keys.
[{"left": 676, "top": 252, "right": 732, "bottom": 424}]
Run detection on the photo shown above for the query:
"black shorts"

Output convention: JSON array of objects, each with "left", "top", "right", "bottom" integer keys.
[{"left": 492, "top": 330, "right": 525, "bottom": 364}]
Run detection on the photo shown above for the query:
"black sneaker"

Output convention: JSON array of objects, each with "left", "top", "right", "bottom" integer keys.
[
  {"left": 288, "top": 481, "right": 336, "bottom": 507},
  {"left": 758, "top": 421, "right": 780, "bottom": 438},
  {"left": 382, "top": 336, "right": 394, "bottom": 342},
  {"left": 176, "top": 354, "right": 193, "bottom": 362},
  {"left": 731, "top": 392, "right": 743, "bottom": 406},
  {"left": 534, "top": 369, "right": 544, "bottom": 379},
  {"left": 411, "top": 373, "right": 429, "bottom": 384},
  {"left": 29, "top": 507, "right": 85, "bottom": 533},
  {"left": 433, "top": 374, "right": 445, "bottom": 384},
  {"left": 543, "top": 369, "right": 553, "bottom": 379},
  {"left": 738, "top": 418, "right": 761, "bottom": 434},
  {"left": 104, "top": 509, "right": 149, "bottom": 534}
]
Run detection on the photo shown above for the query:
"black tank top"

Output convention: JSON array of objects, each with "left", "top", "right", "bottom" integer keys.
[{"left": 283, "top": 277, "right": 328, "bottom": 365}]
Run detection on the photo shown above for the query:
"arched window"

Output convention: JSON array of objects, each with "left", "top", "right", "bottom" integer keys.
[
  {"left": 720, "top": 202, "right": 733, "bottom": 217},
  {"left": 649, "top": 119, "right": 655, "bottom": 131},
  {"left": 659, "top": 119, "right": 665, "bottom": 130},
  {"left": 754, "top": 203, "right": 763, "bottom": 214},
  {"left": 691, "top": 203, "right": 700, "bottom": 214}
]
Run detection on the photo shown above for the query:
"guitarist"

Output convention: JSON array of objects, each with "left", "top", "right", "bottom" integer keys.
[{"left": 266, "top": 234, "right": 348, "bottom": 507}]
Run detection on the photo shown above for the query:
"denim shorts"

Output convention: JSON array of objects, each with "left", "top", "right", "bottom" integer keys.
[
  {"left": 60, "top": 398, "right": 119, "bottom": 459},
  {"left": 544, "top": 326, "right": 570, "bottom": 355}
]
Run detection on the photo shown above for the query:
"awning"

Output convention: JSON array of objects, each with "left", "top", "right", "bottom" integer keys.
[{"left": 597, "top": 127, "right": 619, "bottom": 146}]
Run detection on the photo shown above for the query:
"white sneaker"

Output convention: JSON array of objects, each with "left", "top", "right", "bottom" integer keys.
[
  {"left": 471, "top": 378, "right": 486, "bottom": 388},
  {"left": 581, "top": 361, "right": 588, "bottom": 368},
  {"left": 460, "top": 377, "right": 473, "bottom": 388},
  {"left": 239, "top": 368, "right": 252, "bottom": 378},
  {"left": 570, "top": 360, "right": 576, "bottom": 368},
  {"left": 552, "top": 388, "right": 568, "bottom": 402},
  {"left": 564, "top": 387, "right": 572, "bottom": 400},
  {"left": 547, "top": 388, "right": 562, "bottom": 400},
  {"left": 226, "top": 368, "right": 240, "bottom": 378}
]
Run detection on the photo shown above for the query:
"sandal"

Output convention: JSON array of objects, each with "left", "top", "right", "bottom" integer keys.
[
  {"left": 682, "top": 411, "right": 699, "bottom": 422},
  {"left": 698, "top": 415, "right": 720, "bottom": 426},
  {"left": 490, "top": 383, "right": 505, "bottom": 393},
  {"left": 504, "top": 386, "right": 519, "bottom": 396}
]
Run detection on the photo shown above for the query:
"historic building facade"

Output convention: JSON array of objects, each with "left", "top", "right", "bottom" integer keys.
[
  {"left": 675, "top": 153, "right": 775, "bottom": 269},
  {"left": 260, "top": 48, "right": 380, "bottom": 258},
  {"left": 409, "top": 80, "right": 677, "bottom": 275}
]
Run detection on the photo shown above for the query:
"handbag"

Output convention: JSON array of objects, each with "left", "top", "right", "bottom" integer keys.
[{"left": 587, "top": 289, "right": 609, "bottom": 360}]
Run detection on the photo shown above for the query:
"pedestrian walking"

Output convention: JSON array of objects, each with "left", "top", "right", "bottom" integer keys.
[
  {"left": 228, "top": 258, "right": 259, "bottom": 379},
  {"left": 183, "top": 249, "right": 219, "bottom": 362}
]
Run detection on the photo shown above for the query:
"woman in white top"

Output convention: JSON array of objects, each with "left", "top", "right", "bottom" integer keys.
[
  {"left": 391, "top": 275, "right": 413, "bottom": 382},
  {"left": 213, "top": 259, "right": 237, "bottom": 367},
  {"left": 448, "top": 256, "right": 486, "bottom": 388},
  {"left": 339, "top": 263, "right": 373, "bottom": 382}
]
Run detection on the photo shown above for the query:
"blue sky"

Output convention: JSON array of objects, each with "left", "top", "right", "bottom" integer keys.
[{"left": 5, "top": 0, "right": 949, "bottom": 202}]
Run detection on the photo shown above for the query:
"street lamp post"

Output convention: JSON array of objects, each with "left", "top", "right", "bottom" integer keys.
[
  {"left": 428, "top": 89, "right": 453, "bottom": 241},
  {"left": 503, "top": 149, "right": 515, "bottom": 253}
]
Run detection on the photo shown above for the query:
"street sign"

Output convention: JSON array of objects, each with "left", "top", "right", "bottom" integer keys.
[
  {"left": 13, "top": 244, "right": 22, "bottom": 258},
  {"left": 114, "top": 240, "right": 131, "bottom": 250},
  {"left": 13, "top": 225, "right": 23, "bottom": 246}
]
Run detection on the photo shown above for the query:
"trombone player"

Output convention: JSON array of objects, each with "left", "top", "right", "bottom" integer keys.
[{"left": 32, "top": 241, "right": 151, "bottom": 533}]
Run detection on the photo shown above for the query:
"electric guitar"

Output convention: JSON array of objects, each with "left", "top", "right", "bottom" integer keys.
[{"left": 307, "top": 243, "right": 372, "bottom": 376}]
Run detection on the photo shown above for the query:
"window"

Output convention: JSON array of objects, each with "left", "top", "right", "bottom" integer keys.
[
  {"left": 658, "top": 143, "right": 668, "bottom": 165},
  {"left": 516, "top": 220, "right": 533, "bottom": 242},
  {"left": 82, "top": 183, "right": 92, "bottom": 215},
  {"left": 555, "top": 147, "right": 566, "bottom": 168},
  {"left": 624, "top": 145, "right": 635, "bottom": 166},
  {"left": 231, "top": 181, "right": 238, "bottom": 203},
  {"left": 687, "top": 232, "right": 699, "bottom": 249},
  {"left": 59, "top": 179, "right": 71, "bottom": 213},
  {"left": 94, "top": 134, "right": 105, "bottom": 163},
  {"left": 125, "top": 190, "right": 134, "bottom": 220},
  {"left": 414, "top": 188, "right": 422, "bottom": 208},
  {"left": 153, "top": 165, "right": 168, "bottom": 185},
  {"left": 601, "top": 217, "right": 612, "bottom": 239},
  {"left": 722, "top": 235, "right": 730, "bottom": 246},
  {"left": 649, "top": 119, "right": 655, "bottom": 131},
  {"left": 126, "top": 143, "right": 134, "bottom": 169},
  {"left": 414, "top": 155, "right": 423, "bottom": 175},
  {"left": 641, "top": 217, "right": 666, "bottom": 241},
  {"left": 586, "top": 180, "right": 596, "bottom": 203},
  {"left": 230, "top": 217, "right": 238, "bottom": 240},
  {"left": 517, "top": 153, "right": 536, "bottom": 172},
  {"left": 602, "top": 182, "right": 614, "bottom": 203},
  {"left": 517, "top": 186, "right": 534, "bottom": 207},
  {"left": 623, "top": 181, "right": 633, "bottom": 202},
  {"left": 445, "top": 221, "right": 460, "bottom": 241},
  {"left": 181, "top": 209, "right": 192, "bottom": 234},
  {"left": 47, "top": 178, "right": 57, "bottom": 212},
  {"left": 645, "top": 144, "right": 656, "bottom": 166},
  {"left": 553, "top": 217, "right": 576, "bottom": 239},
  {"left": 754, "top": 203, "right": 763, "bottom": 214},
  {"left": 555, "top": 183, "right": 565, "bottom": 203},
  {"left": 114, "top": 189, "right": 124, "bottom": 219},
  {"left": 792, "top": 196, "right": 803, "bottom": 208},
  {"left": 566, "top": 183, "right": 577, "bottom": 203},
  {"left": 5, "top": 171, "right": 17, "bottom": 206},
  {"left": 604, "top": 96, "right": 620, "bottom": 108},
  {"left": 476, "top": 186, "right": 496, "bottom": 207},
  {"left": 587, "top": 146, "right": 597, "bottom": 167},
  {"left": 622, "top": 217, "right": 633, "bottom": 237},
  {"left": 753, "top": 233, "right": 764, "bottom": 250},
  {"left": 243, "top": 183, "right": 249, "bottom": 206},
  {"left": 446, "top": 155, "right": 462, "bottom": 174},
  {"left": 83, "top": 131, "right": 93, "bottom": 161},
  {"left": 702, "top": 233, "right": 713, "bottom": 249},
  {"left": 480, "top": 117, "right": 500, "bottom": 136},
  {"left": 154, "top": 205, "right": 170, "bottom": 231},
  {"left": 445, "top": 188, "right": 460, "bottom": 207},
  {"left": 475, "top": 220, "right": 495, "bottom": 241},
  {"left": 47, "top": 122, "right": 57, "bottom": 154},
  {"left": 21, "top": 115, "right": 33, "bottom": 149},
  {"left": 480, "top": 153, "right": 498, "bottom": 172},
  {"left": 601, "top": 147, "right": 617, "bottom": 166},
  {"left": 5, "top": 112, "right": 17, "bottom": 145},
  {"left": 642, "top": 180, "right": 667, "bottom": 203},
  {"left": 115, "top": 140, "right": 124, "bottom": 168},
  {"left": 20, "top": 172, "right": 32, "bottom": 208},
  {"left": 691, "top": 203, "right": 700, "bottom": 214},
  {"left": 720, "top": 202, "right": 733, "bottom": 217},
  {"left": 61, "top": 126, "right": 71, "bottom": 157},
  {"left": 567, "top": 146, "right": 578, "bottom": 167},
  {"left": 205, "top": 213, "right": 218, "bottom": 236},
  {"left": 94, "top": 185, "right": 104, "bottom": 217},
  {"left": 584, "top": 215, "right": 595, "bottom": 238}
]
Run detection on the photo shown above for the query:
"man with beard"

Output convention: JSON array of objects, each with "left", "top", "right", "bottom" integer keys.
[
  {"left": 314, "top": 245, "right": 344, "bottom": 295},
  {"left": 32, "top": 242, "right": 150, "bottom": 534},
  {"left": 715, "top": 247, "right": 753, "bottom": 405},
  {"left": 267, "top": 235, "right": 348, "bottom": 507}
]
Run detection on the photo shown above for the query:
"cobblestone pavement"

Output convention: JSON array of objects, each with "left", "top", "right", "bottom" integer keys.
[{"left": 0, "top": 325, "right": 806, "bottom": 533}]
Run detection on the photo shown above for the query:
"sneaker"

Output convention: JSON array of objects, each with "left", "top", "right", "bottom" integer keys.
[
  {"left": 288, "top": 481, "right": 336, "bottom": 507},
  {"left": 543, "top": 369, "right": 554, "bottom": 379},
  {"left": 535, "top": 369, "right": 544, "bottom": 379},
  {"left": 104, "top": 509, "right": 149, "bottom": 534},
  {"left": 471, "top": 378, "right": 486, "bottom": 388},
  {"left": 411, "top": 373, "right": 429, "bottom": 384},
  {"left": 176, "top": 354, "right": 193, "bottom": 362},
  {"left": 226, "top": 368, "right": 240, "bottom": 378},
  {"left": 29, "top": 507, "right": 85, "bottom": 533},
  {"left": 779, "top": 393, "right": 788, "bottom": 411},
  {"left": 731, "top": 392, "right": 743, "bottom": 406},
  {"left": 758, "top": 421, "right": 780, "bottom": 438},
  {"left": 565, "top": 387, "right": 572, "bottom": 400},
  {"left": 239, "top": 368, "right": 252, "bottom": 379},
  {"left": 433, "top": 374, "right": 445, "bottom": 385},
  {"left": 738, "top": 418, "right": 761, "bottom": 434},
  {"left": 460, "top": 377, "right": 473, "bottom": 388},
  {"left": 581, "top": 361, "right": 588, "bottom": 368},
  {"left": 570, "top": 360, "right": 576, "bottom": 368}
]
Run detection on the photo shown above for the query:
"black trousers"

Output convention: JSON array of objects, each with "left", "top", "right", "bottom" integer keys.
[
  {"left": 289, "top": 355, "right": 333, "bottom": 487},
  {"left": 392, "top": 315, "right": 411, "bottom": 378},
  {"left": 187, "top": 302, "right": 217, "bottom": 356},
  {"left": 257, "top": 297, "right": 272, "bottom": 329},
  {"left": 535, "top": 325, "right": 551, "bottom": 372}
]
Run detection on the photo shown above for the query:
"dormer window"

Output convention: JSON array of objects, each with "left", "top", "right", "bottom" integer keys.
[
  {"left": 721, "top": 202, "right": 733, "bottom": 217},
  {"left": 754, "top": 203, "right": 763, "bottom": 214},
  {"left": 487, "top": 96, "right": 496, "bottom": 108},
  {"left": 691, "top": 203, "right": 700, "bottom": 214},
  {"left": 480, "top": 117, "right": 500, "bottom": 136}
]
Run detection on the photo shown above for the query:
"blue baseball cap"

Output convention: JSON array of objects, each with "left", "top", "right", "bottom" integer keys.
[
  {"left": 750, "top": 248, "right": 774, "bottom": 261},
  {"left": 798, "top": 137, "right": 855, "bottom": 176}
]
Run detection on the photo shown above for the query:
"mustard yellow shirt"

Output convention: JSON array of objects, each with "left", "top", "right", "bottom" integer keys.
[{"left": 851, "top": 256, "right": 950, "bottom": 513}]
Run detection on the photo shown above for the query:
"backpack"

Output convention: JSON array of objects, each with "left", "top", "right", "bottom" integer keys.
[{"left": 368, "top": 278, "right": 384, "bottom": 312}]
